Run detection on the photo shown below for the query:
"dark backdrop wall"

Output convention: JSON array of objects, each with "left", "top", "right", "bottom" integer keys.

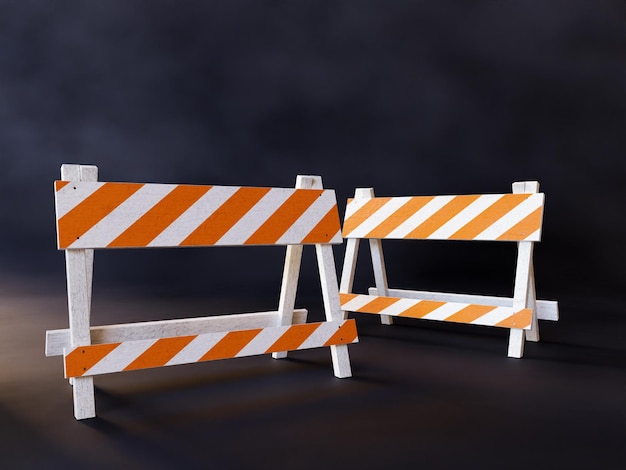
[{"left": 0, "top": 1, "right": 624, "bottom": 310}]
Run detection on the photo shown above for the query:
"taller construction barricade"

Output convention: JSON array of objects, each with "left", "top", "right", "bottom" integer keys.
[
  {"left": 339, "top": 181, "right": 558, "bottom": 358},
  {"left": 46, "top": 164, "right": 357, "bottom": 420}
]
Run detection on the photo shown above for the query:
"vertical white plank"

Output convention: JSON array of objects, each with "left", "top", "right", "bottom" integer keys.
[
  {"left": 272, "top": 175, "right": 314, "bottom": 359},
  {"left": 357, "top": 187, "right": 393, "bottom": 325},
  {"left": 508, "top": 181, "right": 539, "bottom": 358},
  {"left": 525, "top": 260, "right": 540, "bottom": 342},
  {"left": 369, "top": 238, "right": 393, "bottom": 325},
  {"left": 61, "top": 164, "right": 97, "bottom": 419},
  {"left": 339, "top": 238, "right": 360, "bottom": 320},
  {"left": 316, "top": 243, "right": 352, "bottom": 378}
]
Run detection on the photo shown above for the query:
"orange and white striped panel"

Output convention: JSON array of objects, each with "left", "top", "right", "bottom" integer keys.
[
  {"left": 342, "top": 193, "right": 544, "bottom": 242},
  {"left": 54, "top": 181, "right": 342, "bottom": 249},
  {"left": 64, "top": 319, "right": 358, "bottom": 378},
  {"left": 340, "top": 293, "right": 531, "bottom": 330}
]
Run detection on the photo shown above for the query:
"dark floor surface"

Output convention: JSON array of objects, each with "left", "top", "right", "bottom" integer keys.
[{"left": 1, "top": 278, "right": 624, "bottom": 469}]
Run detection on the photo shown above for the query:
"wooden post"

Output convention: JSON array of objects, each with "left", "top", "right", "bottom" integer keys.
[
  {"left": 508, "top": 181, "right": 540, "bottom": 358},
  {"left": 61, "top": 164, "right": 97, "bottom": 419},
  {"left": 272, "top": 175, "right": 314, "bottom": 359}
]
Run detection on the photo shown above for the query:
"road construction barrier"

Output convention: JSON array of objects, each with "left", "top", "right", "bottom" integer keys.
[
  {"left": 339, "top": 181, "right": 558, "bottom": 358},
  {"left": 46, "top": 164, "right": 357, "bottom": 420}
]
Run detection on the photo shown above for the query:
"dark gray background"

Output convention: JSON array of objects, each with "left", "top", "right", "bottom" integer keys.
[
  {"left": 1, "top": 0, "right": 624, "bottom": 301},
  {"left": 0, "top": 1, "right": 625, "bottom": 468}
]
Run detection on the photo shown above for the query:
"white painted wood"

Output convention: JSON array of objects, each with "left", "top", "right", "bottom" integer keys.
[
  {"left": 339, "top": 238, "right": 360, "bottom": 296},
  {"left": 525, "top": 261, "right": 540, "bottom": 342},
  {"left": 61, "top": 164, "right": 98, "bottom": 419},
  {"left": 46, "top": 309, "right": 309, "bottom": 357},
  {"left": 273, "top": 175, "right": 315, "bottom": 359},
  {"left": 316, "top": 243, "right": 352, "bottom": 378},
  {"left": 369, "top": 238, "right": 393, "bottom": 325},
  {"left": 507, "top": 181, "right": 540, "bottom": 357},
  {"left": 370, "top": 288, "right": 558, "bottom": 321}
]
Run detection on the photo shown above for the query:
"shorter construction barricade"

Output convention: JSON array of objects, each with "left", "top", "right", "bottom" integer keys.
[
  {"left": 339, "top": 181, "right": 558, "bottom": 358},
  {"left": 46, "top": 164, "right": 357, "bottom": 420}
]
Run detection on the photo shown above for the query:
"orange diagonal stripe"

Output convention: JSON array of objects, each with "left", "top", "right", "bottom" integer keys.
[
  {"left": 266, "top": 323, "right": 321, "bottom": 354},
  {"left": 301, "top": 206, "right": 342, "bottom": 244},
  {"left": 398, "top": 300, "right": 447, "bottom": 318},
  {"left": 180, "top": 187, "right": 271, "bottom": 246},
  {"left": 496, "top": 207, "right": 544, "bottom": 241},
  {"left": 199, "top": 329, "right": 263, "bottom": 361},
  {"left": 323, "top": 320, "right": 358, "bottom": 346},
  {"left": 124, "top": 336, "right": 196, "bottom": 371},
  {"left": 65, "top": 343, "right": 121, "bottom": 378},
  {"left": 339, "top": 293, "right": 359, "bottom": 307},
  {"left": 449, "top": 194, "right": 532, "bottom": 240},
  {"left": 366, "top": 196, "right": 435, "bottom": 238},
  {"left": 57, "top": 182, "right": 144, "bottom": 249},
  {"left": 245, "top": 189, "right": 323, "bottom": 245},
  {"left": 342, "top": 197, "right": 392, "bottom": 236},
  {"left": 108, "top": 185, "right": 211, "bottom": 247},
  {"left": 357, "top": 296, "right": 401, "bottom": 314},
  {"left": 55, "top": 180, "right": 70, "bottom": 191},
  {"left": 495, "top": 309, "right": 532, "bottom": 329},
  {"left": 445, "top": 304, "right": 497, "bottom": 324},
  {"left": 405, "top": 195, "right": 481, "bottom": 239}
]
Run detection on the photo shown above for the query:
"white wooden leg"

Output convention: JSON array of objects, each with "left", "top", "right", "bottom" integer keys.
[
  {"left": 316, "top": 244, "right": 352, "bottom": 378},
  {"left": 73, "top": 377, "right": 96, "bottom": 420},
  {"left": 62, "top": 164, "right": 98, "bottom": 419},
  {"left": 339, "top": 238, "right": 360, "bottom": 320},
  {"left": 508, "top": 328, "right": 525, "bottom": 358},
  {"left": 272, "top": 244, "right": 303, "bottom": 359},
  {"left": 369, "top": 238, "right": 393, "bottom": 325},
  {"left": 525, "top": 262, "right": 540, "bottom": 342}
]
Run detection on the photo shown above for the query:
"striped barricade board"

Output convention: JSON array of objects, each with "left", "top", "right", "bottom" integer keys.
[
  {"left": 339, "top": 182, "right": 558, "bottom": 358},
  {"left": 47, "top": 164, "right": 356, "bottom": 420}
]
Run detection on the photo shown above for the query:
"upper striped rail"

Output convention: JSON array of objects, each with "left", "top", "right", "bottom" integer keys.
[
  {"left": 342, "top": 193, "right": 545, "bottom": 242},
  {"left": 55, "top": 181, "right": 342, "bottom": 249}
]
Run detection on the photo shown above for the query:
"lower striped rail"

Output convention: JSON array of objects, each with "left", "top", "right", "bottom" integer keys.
[
  {"left": 339, "top": 293, "right": 531, "bottom": 330},
  {"left": 64, "top": 320, "right": 358, "bottom": 378}
]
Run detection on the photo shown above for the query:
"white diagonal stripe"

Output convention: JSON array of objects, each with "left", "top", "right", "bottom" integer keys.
[
  {"left": 421, "top": 301, "right": 467, "bottom": 321},
  {"left": 166, "top": 332, "right": 226, "bottom": 366},
  {"left": 386, "top": 196, "right": 455, "bottom": 239},
  {"left": 378, "top": 297, "right": 420, "bottom": 316},
  {"left": 148, "top": 185, "right": 239, "bottom": 246},
  {"left": 474, "top": 193, "right": 544, "bottom": 241},
  {"left": 68, "top": 184, "right": 176, "bottom": 249},
  {"left": 340, "top": 294, "right": 376, "bottom": 312},
  {"left": 428, "top": 194, "right": 503, "bottom": 240},
  {"left": 55, "top": 181, "right": 105, "bottom": 219},
  {"left": 471, "top": 307, "right": 529, "bottom": 328},
  {"left": 236, "top": 326, "right": 285, "bottom": 356},
  {"left": 298, "top": 321, "right": 336, "bottom": 349},
  {"left": 85, "top": 339, "right": 158, "bottom": 376},
  {"left": 216, "top": 188, "right": 292, "bottom": 246},
  {"left": 345, "top": 197, "right": 412, "bottom": 238},
  {"left": 276, "top": 190, "right": 339, "bottom": 244}
]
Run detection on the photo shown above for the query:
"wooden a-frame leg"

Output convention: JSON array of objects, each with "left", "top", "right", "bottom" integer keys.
[
  {"left": 339, "top": 237, "right": 360, "bottom": 320},
  {"left": 525, "top": 261, "right": 540, "bottom": 342},
  {"left": 508, "top": 181, "right": 539, "bottom": 358},
  {"left": 272, "top": 244, "right": 303, "bottom": 359},
  {"left": 61, "top": 164, "right": 97, "bottom": 419},
  {"left": 508, "top": 240, "right": 534, "bottom": 358},
  {"left": 66, "top": 249, "right": 96, "bottom": 419},
  {"left": 369, "top": 238, "right": 393, "bottom": 325},
  {"left": 316, "top": 244, "right": 352, "bottom": 378},
  {"left": 273, "top": 174, "right": 314, "bottom": 359}
]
